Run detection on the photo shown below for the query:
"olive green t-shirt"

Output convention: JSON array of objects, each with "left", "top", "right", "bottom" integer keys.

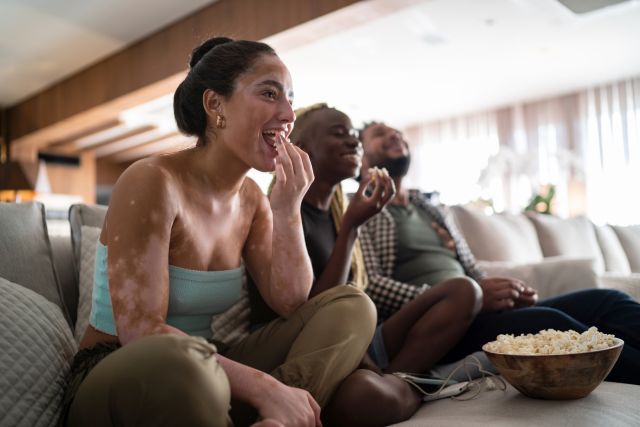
[{"left": 387, "top": 203, "right": 465, "bottom": 286}]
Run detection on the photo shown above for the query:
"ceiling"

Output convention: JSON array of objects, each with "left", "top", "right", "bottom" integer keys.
[
  {"left": 0, "top": 0, "right": 215, "bottom": 106},
  {"left": 2, "top": 0, "right": 640, "bottom": 166},
  {"left": 273, "top": 0, "right": 640, "bottom": 127}
]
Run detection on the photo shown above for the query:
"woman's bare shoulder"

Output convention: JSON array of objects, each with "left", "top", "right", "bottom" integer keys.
[
  {"left": 105, "top": 157, "right": 180, "bottom": 233},
  {"left": 241, "top": 176, "right": 270, "bottom": 211}
]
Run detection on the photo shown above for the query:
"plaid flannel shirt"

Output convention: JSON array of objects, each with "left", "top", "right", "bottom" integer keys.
[{"left": 359, "top": 190, "right": 485, "bottom": 322}]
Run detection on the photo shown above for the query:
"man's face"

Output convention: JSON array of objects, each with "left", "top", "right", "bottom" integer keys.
[{"left": 361, "top": 123, "right": 411, "bottom": 177}]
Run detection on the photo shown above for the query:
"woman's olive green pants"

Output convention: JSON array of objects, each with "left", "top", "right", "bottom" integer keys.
[{"left": 66, "top": 285, "right": 376, "bottom": 426}]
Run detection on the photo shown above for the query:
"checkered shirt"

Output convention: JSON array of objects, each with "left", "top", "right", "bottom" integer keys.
[{"left": 360, "top": 190, "right": 485, "bottom": 322}]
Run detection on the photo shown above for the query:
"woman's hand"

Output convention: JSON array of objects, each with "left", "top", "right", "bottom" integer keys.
[
  {"left": 343, "top": 168, "right": 395, "bottom": 230},
  {"left": 253, "top": 379, "right": 322, "bottom": 427},
  {"left": 270, "top": 132, "right": 314, "bottom": 213}
]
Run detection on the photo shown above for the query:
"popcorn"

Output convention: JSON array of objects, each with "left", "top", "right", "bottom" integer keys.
[
  {"left": 484, "top": 327, "right": 617, "bottom": 355},
  {"left": 368, "top": 167, "right": 389, "bottom": 181}
]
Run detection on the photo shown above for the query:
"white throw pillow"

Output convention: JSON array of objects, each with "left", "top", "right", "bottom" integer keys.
[
  {"left": 477, "top": 256, "right": 599, "bottom": 300},
  {"left": 0, "top": 277, "right": 77, "bottom": 426},
  {"left": 74, "top": 226, "right": 102, "bottom": 343}
]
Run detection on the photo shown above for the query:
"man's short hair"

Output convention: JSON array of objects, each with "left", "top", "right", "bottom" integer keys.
[{"left": 358, "top": 121, "right": 385, "bottom": 143}]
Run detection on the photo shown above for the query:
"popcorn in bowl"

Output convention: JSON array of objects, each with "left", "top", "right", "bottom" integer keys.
[
  {"left": 484, "top": 327, "right": 618, "bottom": 355},
  {"left": 482, "top": 327, "right": 624, "bottom": 399}
]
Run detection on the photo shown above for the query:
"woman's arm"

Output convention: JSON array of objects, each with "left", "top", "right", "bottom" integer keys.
[
  {"left": 104, "top": 160, "right": 181, "bottom": 345},
  {"left": 310, "top": 173, "right": 395, "bottom": 297},
  {"left": 243, "top": 136, "right": 315, "bottom": 318},
  {"left": 217, "top": 355, "right": 321, "bottom": 426}
]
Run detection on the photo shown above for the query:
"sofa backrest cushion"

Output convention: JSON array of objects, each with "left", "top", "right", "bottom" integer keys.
[
  {"left": 595, "top": 225, "right": 632, "bottom": 274},
  {"left": 527, "top": 213, "right": 605, "bottom": 274},
  {"left": 0, "top": 277, "right": 77, "bottom": 426},
  {"left": 450, "top": 205, "right": 543, "bottom": 263},
  {"left": 50, "top": 231, "right": 78, "bottom": 325},
  {"left": 0, "top": 202, "right": 70, "bottom": 323},
  {"left": 75, "top": 225, "right": 102, "bottom": 343},
  {"left": 612, "top": 225, "right": 640, "bottom": 273},
  {"left": 68, "top": 204, "right": 107, "bottom": 284}
]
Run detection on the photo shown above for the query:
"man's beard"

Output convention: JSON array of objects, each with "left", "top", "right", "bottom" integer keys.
[{"left": 375, "top": 154, "right": 411, "bottom": 178}]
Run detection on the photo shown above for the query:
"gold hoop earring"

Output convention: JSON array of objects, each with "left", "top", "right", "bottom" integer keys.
[{"left": 216, "top": 115, "right": 226, "bottom": 129}]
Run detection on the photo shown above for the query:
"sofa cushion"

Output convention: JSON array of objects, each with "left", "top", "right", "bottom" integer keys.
[
  {"left": 68, "top": 204, "right": 107, "bottom": 281},
  {"left": 612, "top": 225, "right": 640, "bottom": 273},
  {"left": 527, "top": 214, "right": 605, "bottom": 274},
  {"left": 391, "top": 381, "right": 640, "bottom": 426},
  {"left": 50, "top": 232, "right": 78, "bottom": 326},
  {"left": 450, "top": 206, "right": 543, "bottom": 263},
  {"left": 477, "top": 256, "right": 599, "bottom": 300},
  {"left": 595, "top": 225, "right": 632, "bottom": 274},
  {"left": 74, "top": 226, "right": 102, "bottom": 343},
  {"left": 0, "top": 277, "right": 77, "bottom": 426},
  {"left": 0, "top": 202, "right": 70, "bottom": 323}
]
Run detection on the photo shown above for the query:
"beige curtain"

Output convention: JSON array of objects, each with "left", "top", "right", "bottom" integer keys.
[{"left": 405, "top": 76, "right": 640, "bottom": 223}]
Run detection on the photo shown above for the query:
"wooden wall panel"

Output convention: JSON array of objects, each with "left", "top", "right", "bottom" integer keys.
[
  {"left": 46, "top": 151, "right": 96, "bottom": 203},
  {"left": 7, "top": 0, "right": 362, "bottom": 142}
]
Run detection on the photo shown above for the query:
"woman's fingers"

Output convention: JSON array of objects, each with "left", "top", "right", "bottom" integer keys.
[
  {"left": 274, "top": 156, "right": 286, "bottom": 186},
  {"left": 293, "top": 144, "right": 314, "bottom": 184},
  {"left": 275, "top": 133, "right": 294, "bottom": 181},
  {"left": 307, "top": 394, "right": 323, "bottom": 427},
  {"left": 283, "top": 137, "right": 304, "bottom": 177}
]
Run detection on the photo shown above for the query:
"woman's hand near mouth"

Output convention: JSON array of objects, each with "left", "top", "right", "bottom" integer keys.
[{"left": 269, "top": 131, "right": 314, "bottom": 214}]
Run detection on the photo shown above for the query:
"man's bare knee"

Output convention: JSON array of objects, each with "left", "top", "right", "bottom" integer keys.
[{"left": 444, "top": 277, "right": 483, "bottom": 317}]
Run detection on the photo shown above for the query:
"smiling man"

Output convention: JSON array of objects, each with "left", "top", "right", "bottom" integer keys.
[{"left": 358, "top": 121, "right": 640, "bottom": 384}]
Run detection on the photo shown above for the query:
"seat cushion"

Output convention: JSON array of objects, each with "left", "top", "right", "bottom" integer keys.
[
  {"left": 450, "top": 206, "right": 543, "bottom": 263},
  {"left": 0, "top": 277, "right": 77, "bottom": 426},
  {"left": 527, "top": 214, "right": 605, "bottom": 274},
  {"left": 391, "top": 381, "right": 640, "bottom": 426},
  {"left": 0, "top": 202, "right": 70, "bottom": 323}
]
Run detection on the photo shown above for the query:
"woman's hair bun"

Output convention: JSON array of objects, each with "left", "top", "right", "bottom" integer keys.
[{"left": 189, "top": 37, "right": 234, "bottom": 68}]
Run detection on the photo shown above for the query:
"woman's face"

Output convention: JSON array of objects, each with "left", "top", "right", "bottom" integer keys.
[
  {"left": 218, "top": 54, "right": 295, "bottom": 172},
  {"left": 303, "top": 109, "right": 362, "bottom": 183}
]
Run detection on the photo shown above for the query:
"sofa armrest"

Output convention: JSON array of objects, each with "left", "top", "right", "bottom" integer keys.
[{"left": 477, "top": 257, "right": 599, "bottom": 300}]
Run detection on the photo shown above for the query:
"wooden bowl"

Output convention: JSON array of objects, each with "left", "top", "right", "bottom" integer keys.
[{"left": 482, "top": 338, "right": 623, "bottom": 399}]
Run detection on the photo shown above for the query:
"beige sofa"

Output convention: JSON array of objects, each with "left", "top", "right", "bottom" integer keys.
[
  {"left": 450, "top": 205, "right": 640, "bottom": 301},
  {"left": 1, "top": 202, "right": 639, "bottom": 426}
]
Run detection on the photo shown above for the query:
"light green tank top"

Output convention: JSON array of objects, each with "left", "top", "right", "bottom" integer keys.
[{"left": 90, "top": 242, "right": 243, "bottom": 338}]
